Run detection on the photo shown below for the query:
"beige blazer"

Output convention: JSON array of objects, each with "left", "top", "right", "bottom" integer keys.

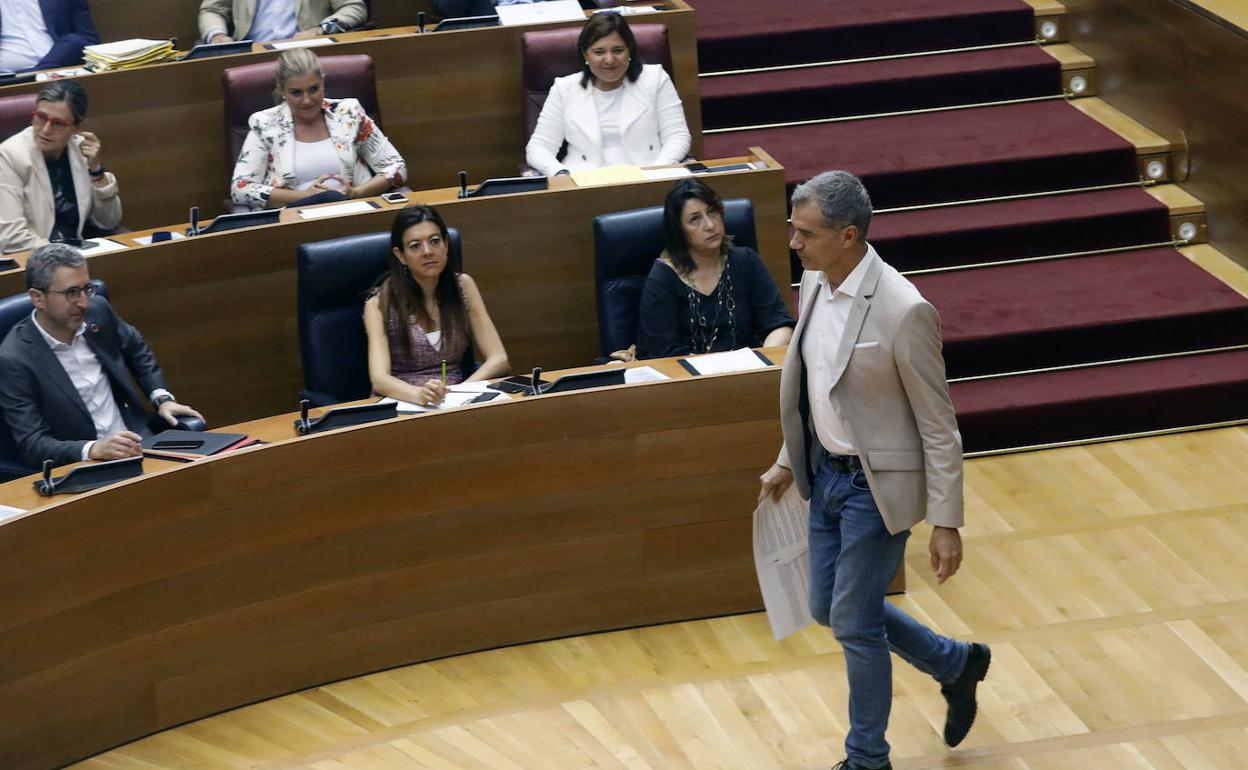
[
  {"left": 777, "top": 249, "right": 964, "bottom": 534},
  {"left": 0, "top": 127, "right": 122, "bottom": 255},
  {"left": 198, "top": 0, "right": 368, "bottom": 42}
]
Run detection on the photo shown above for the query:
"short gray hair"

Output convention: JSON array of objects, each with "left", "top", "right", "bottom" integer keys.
[
  {"left": 26, "top": 243, "right": 86, "bottom": 291},
  {"left": 37, "top": 79, "right": 89, "bottom": 123},
  {"left": 790, "top": 170, "right": 873, "bottom": 240}
]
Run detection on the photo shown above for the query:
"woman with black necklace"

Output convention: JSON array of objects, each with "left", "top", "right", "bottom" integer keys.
[{"left": 635, "top": 179, "right": 794, "bottom": 359}]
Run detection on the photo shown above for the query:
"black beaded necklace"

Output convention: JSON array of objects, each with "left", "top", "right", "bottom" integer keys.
[{"left": 686, "top": 254, "right": 737, "bottom": 354}]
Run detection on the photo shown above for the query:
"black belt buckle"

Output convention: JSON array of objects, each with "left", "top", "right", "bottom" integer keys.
[{"left": 827, "top": 454, "right": 859, "bottom": 474}]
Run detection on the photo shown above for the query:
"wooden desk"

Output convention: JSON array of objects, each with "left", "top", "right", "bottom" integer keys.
[
  {"left": 0, "top": 350, "right": 787, "bottom": 770},
  {"left": 6, "top": 2, "right": 702, "bottom": 229},
  {"left": 0, "top": 150, "right": 789, "bottom": 426}
]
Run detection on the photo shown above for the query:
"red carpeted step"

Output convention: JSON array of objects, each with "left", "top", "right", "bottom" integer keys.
[
  {"left": 870, "top": 187, "right": 1172, "bottom": 271},
  {"left": 914, "top": 247, "right": 1248, "bottom": 378},
  {"left": 953, "top": 349, "right": 1248, "bottom": 452},
  {"left": 692, "top": 0, "right": 1036, "bottom": 72},
  {"left": 701, "top": 46, "right": 1059, "bottom": 131},
  {"left": 704, "top": 100, "right": 1139, "bottom": 208}
]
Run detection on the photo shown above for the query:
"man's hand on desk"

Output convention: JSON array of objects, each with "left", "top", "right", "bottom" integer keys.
[
  {"left": 758, "top": 463, "right": 794, "bottom": 503},
  {"left": 90, "top": 431, "right": 143, "bottom": 461},
  {"left": 209, "top": 33, "right": 233, "bottom": 45},
  {"left": 158, "top": 400, "right": 205, "bottom": 426},
  {"left": 547, "top": 173, "right": 576, "bottom": 191}
]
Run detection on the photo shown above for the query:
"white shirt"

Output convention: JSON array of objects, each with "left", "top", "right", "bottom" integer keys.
[
  {"left": 0, "top": 0, "right": 54, "bottom": 72},
  {"left": 245, "top": 0, "right": 299, "bottom": 42},
  {"left": 31, "top": 310, "right": 127, "bottom": 461},
  {"left": 293, "top": 137, "right": 340, "bottom": 190},
  {"left": 592, "top": 85, "right": 628, "bottom": 167},
  {"left": 799, "top": 245, "right": 880, "bottom": 457}
]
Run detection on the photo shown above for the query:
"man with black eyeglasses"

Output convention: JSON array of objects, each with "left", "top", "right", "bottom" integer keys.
[{"left": 0, "top": 243, "right": 203, "bottom": 468}]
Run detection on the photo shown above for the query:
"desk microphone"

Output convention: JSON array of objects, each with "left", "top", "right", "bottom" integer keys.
[
  {"left": 298, "top": 398, "right": 311, "bottom": 434},
  {"left": 188, "top": 206, "right": 200, "bottom": 236},
  {"left": 417, "top": 11, "right": 426, "bottom": 32},
  {"left": 457, "top": 170, "right": 468, "bottom": 199},
  {"left": 530, "top": 366, "right": 542, "bottom": 396}
]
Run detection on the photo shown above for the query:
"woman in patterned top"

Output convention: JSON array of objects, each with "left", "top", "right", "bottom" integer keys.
[
  {"left": 363, "top": 205, "right": 510, "bottom": 407},
  {"left": 230, "top": 48, "right": 406, "bottom": 210}
]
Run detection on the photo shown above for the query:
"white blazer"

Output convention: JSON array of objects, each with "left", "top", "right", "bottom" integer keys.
[
  {"left": 0, "top": 127, "right": 122, "bottom": 255},
  {"left": 525, "top": 64, "right": 691, "bottom": 176}
]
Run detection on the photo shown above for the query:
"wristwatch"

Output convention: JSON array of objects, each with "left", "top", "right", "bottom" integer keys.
[
  {"left": 89, "top": 164, "right": 106, "bottom": 178},
  {"left": 153, "top": 393, "right": 175, "bottom": 408}
]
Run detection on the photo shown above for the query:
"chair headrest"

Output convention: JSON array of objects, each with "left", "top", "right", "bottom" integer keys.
[
  {"left": 593, "top": 198, "right": 757, "bottom": 281},
  {"left": 296, "top": 228, "right": 464, "bottom": 313},
  {"left": 0, "top": 93, "right": 37, "bottom": 144},
  {"left": 222, "top": 54, "right": 381, "bottom": 166}
]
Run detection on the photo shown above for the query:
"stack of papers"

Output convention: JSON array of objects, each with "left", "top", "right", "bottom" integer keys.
[
  {"left": 496, "top": 0, "right": 585, "bottom": 25},
  {"left": 681, "top": 348, "right": 773, "bottom": 375},
  {"left": 84, "top": 39, "right": 176, "bottom": 71},
  {"left": 378, "top": 382, "right": 511, "bottom": 413}
]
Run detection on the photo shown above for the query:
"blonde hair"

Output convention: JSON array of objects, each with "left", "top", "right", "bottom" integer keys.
[{"left": 273, "top": 48, "right": 324, "bottom": 104}]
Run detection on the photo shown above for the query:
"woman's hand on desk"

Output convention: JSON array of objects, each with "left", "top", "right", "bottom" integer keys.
[{"left": 415, "top": 379, "right": 448, "bottom": 407}]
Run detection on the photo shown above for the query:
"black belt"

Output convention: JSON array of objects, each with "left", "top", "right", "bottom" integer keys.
[{"left": 825, "top": 453, "right": 861, "bottom": 474}]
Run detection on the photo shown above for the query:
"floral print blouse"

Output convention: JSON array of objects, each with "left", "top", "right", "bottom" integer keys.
[{"left": 231, "top": 98, "right": 407, "bottom": 210}]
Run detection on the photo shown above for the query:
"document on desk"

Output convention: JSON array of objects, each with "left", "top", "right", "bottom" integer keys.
[
  {"left": 268, "top": 37, "right": 336, "bottom": 50},
  {"left": 680, "top": 348, "right": 772, "bottom": 376},
  {"left": 570, "top": 164, "right": 647, "bottom": 187},
  {"left": 378, "top": 385, "right": 510, "bottom": 414},
  {"left": 78, "top": 238, "right": 129, "bottom": 255},
  {"left": 0, "top": 504, "right": 27, "bottom": 525},
  {"left": 497, "top": 0, "right": 584, "bottom": 25},
  {"left": 641, "top": 166, "right": 693, "bottom": 182},
  {"left": 753, "top": 484, "right": 814, "bottom": 640},
  {"left": 297, "top": 201, "right": 379, "bottom": 220},
  {"left": 623, "top": 365, "right": 668, "bottom": 384}
]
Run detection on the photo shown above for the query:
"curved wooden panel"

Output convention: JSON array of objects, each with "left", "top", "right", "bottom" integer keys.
[{"left": 0, "top": 364, "right": 780, "bottom": 770}]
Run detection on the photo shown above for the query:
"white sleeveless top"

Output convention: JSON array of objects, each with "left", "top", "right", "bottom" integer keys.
[{"left": 294, "top": 138, "right": 341, "bottom": 190}]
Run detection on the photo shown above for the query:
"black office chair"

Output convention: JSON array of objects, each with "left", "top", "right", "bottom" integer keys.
[
  {"left": 296, "top": 228, "right": 468, "bottom": 406},
  {"left": 591, "top": 198, "right": 757, "bottom": 357},
  {"left": 0, "top": 279, "right": 109, "bottom": 482}
]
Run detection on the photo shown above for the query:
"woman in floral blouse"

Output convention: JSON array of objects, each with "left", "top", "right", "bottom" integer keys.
[{"left": 230, "top": 48, "right": 406, "bottom": 210}]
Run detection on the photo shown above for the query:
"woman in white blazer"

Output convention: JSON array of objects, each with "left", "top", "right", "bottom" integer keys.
[
  {"left": 525, "top": 13, "right": 691, "bottom": 177},
  {"left": 0, "top": 80, "right": 122, "bottom": 255},
  {"left": 231, "top": 48, "right": 406, "bottom": 211}
]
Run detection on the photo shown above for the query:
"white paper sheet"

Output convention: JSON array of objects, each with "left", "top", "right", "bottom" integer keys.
[
  {"left": 297, "top": 201, "right": 377, "bottom": 219},
  {"left": 753, "top": 484, "right": 814, "bottom": 640},
  {"left": 682, "top": 347, "right": 771, "bottom": 375},
  {"left": 135, "top": 231, "right": 186, "bottom": 245},
  {"left": 591, "top": 6, "right": 664, "bottom": 15},
  {"left": 641, "top": 166, "right": 693, "bottom": 181},
  {"left": 378, "top": 387, "right": 509, "bottom": 413},
  {"left": 36, "top": 67, "right": 90, "bottom": 81},
  {"left": 269, "top": 37, "right": 336, "bottom": 50},
  {"left": 0, "top": 504, "right": 28, "bottom": 525},
  {"left": 78, "top": 238, "right": 129, "bottom": 255},
  {"left": 497, "top": 0, "right": 585, "bottom": 26},
  {"left": 624, "top": 365, "right": 668, "bottom": 384}
]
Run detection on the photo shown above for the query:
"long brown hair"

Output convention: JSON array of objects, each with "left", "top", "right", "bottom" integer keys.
[{"left": 379, "top": 205, "right": 468, "bottom": 358}]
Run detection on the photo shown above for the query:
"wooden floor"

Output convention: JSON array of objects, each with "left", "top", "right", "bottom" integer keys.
[{"left": 73, "top": 425, "right": 1248, "bottom": 769}]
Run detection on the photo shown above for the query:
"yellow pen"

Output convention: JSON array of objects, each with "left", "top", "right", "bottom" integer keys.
[{"left": 441, "top": 358, "right": 447, "bottom": 386}]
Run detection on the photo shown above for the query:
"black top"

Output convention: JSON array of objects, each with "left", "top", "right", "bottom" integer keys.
[
  {"left": 44, "top": 152, "right": 79, "bottom": 244},
  {"left": 636, "top": 246, "right": 795, "bottom": 359}
]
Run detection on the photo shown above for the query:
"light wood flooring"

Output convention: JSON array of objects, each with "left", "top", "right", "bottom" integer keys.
[{"left": 76, "top": 425, "right": 1248, "bottom": 769}]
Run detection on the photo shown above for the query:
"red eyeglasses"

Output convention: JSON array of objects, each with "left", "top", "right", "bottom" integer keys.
[{"left": 31, "top": 110, "right": 75, "bottom": 131}]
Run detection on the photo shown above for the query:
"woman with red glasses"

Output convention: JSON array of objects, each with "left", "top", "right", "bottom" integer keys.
[{"left": 0, "top": 79, "right": 121, "bottom": 254}]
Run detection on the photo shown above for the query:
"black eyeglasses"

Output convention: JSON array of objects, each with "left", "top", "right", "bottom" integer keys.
[{"left": 42, "top": 283, "right": 96, "bottom": 303}]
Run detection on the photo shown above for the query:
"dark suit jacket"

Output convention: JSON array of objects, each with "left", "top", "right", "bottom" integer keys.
[
  {"left": 0, "top": 0, "right": 101, "bottom": 71},
  {"left": 0, "top": 297, "right": 166, "bottom": 468},
  {"left": 432, "top": 0, "right": 496, "bottom": 19}
]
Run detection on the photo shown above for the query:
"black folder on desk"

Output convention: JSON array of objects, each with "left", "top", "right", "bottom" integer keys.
[{"left": 143, "top": 429, "right": 249, "bottom": 461}]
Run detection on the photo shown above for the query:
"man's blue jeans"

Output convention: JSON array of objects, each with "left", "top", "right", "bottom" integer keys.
[{"left": 809, "top": 452, "right": 969, "bottom": 769}]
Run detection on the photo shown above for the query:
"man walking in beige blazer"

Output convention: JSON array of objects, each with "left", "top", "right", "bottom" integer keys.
[{"left": 758, "top": 171, "right": 989, "bottom": 770}]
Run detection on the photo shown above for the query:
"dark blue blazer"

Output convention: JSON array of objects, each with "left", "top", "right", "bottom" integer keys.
[
  {"left": 1, "top": 0, "right": 101, "bottom": 71},
  {"left": 0, "top": 297, "right": 166, "bottom": 468}
]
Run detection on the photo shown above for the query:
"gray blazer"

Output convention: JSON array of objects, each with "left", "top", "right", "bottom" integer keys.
[{"left": 777, "top": 249, "right": 964, "bottom": 533}]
